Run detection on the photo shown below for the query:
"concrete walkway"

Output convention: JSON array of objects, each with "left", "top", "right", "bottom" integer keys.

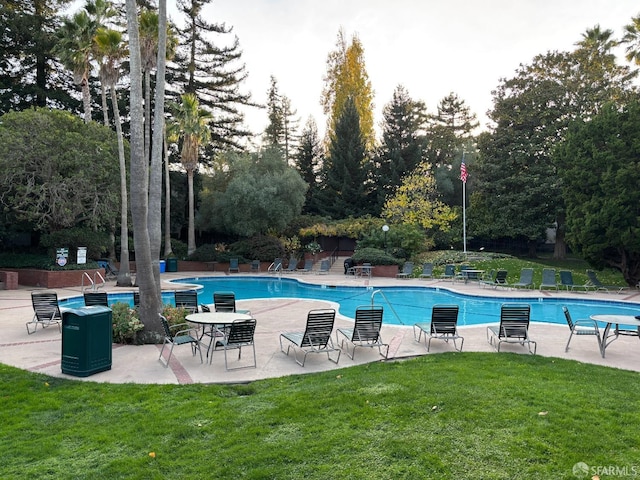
[{"left": 1, "top": 271, "right": 640, "bottom": 384}]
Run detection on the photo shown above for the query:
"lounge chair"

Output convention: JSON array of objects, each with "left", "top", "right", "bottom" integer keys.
[
  {"left": 283, "top": 257, "right": 298, "bottom": 273},
  {"left": 27, "top": 291, "right": 63, "bottom": 335},
  {"left": 479, "top": 269, "right": 496, "bottom": 287},
  {"left": 297, "top": 259, "right": 313, "bottom": 273},
  {"left": 158, "top": 314, "right": 202, "bottom": 367},
  {"left": 419, "top": 263, "right": 434, "bottom": 279},
  {"left": 83, "top": 292, "right": 108, "bottom": 307},
  {"left": 268, "top": 258, "right": 283, "bottom": 273},
  {"left": 440, "top": 264, "right": 455, "bottom": 281},
  {"left": 511, "top": 268, "right": 534, "bottom": 289},
  {"left": 279, "top": 308, "right": 341, "bottom": 366},
  {"left": 586, "top": 270, "right": 629, "bottom": 294},
  {"left": 563, "top": 306, "right": 601, "bottom": 353},
  {"left": 250, "top": 260, "right": 261, "bottom": 273},
  {"left": 336, "top": 306, "right": 389, "bottom": 359},
  {"left": 211, "top": 318, "right": 257, "bottom": 370},
  {"left": 228, "top": 258, "right": 240, "bottom": 273},
  {"left": 539, "top": 269, "right": 558, "bottom": 291},
  {"left": 396, "top": 261, "right": 414, "bottom": 279},
  {"left": 559, "top": 270, "right": 594, "bottom": 292},
  {"left": 413, "top": 305, "right": 463, "bottom": 352},
  {"left": 486, "top": 304, "right": 536, "bottom": 354},
  {"left": 174, "top": 290, "right": 199, "bottom": 314},
  {"left": 98, "top": 259, "right": 119, "bottom": 281},
  {"left": 317, "top": 259, "right": 330, "bottom": 274},
  {"left": 482, "top": 269, "right": 508, "bottom": 289}
]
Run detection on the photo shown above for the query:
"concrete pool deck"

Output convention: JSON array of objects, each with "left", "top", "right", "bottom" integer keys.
[{"left": 1, "top": 271, "right": 640, "bottom": 384}]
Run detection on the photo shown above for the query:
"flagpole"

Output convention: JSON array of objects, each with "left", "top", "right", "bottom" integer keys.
[{"left": 461, "top": 152, "right": 467, "bottom": 257}]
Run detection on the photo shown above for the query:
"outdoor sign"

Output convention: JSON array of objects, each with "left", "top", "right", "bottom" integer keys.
[
  {"left": 56, "top": 248, "right": 69, "bottom": 267},
  {"left": 77, "top": 247, "right": 87, "bottom": 264}
]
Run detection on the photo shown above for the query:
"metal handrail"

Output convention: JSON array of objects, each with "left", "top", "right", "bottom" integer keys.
[
  {"left": 81, "top": 272, "right": 93, "bottom": 293},
  {"left": 93, "top": 271, "right": 106, "bottom": 290},
  {"left": 370, "top": 289, "right": 404, "bottom": 325}
]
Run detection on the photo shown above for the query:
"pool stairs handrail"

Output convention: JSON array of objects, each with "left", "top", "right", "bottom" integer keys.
[
  {"left": 82, "top": 271, "right": 106, "bottom": 292},
  {"left": 370, "top": 289, "right": 404, "bottom": 325}
]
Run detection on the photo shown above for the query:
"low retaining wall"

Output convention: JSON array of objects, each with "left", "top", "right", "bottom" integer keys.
[
  {"left": 17, "top": 269, "right": 102, "bottom": 289},
  {"left": 0, "top": 270, "right": 19, "bottom": 290}
]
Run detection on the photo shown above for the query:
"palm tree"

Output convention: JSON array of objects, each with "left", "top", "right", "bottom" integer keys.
[
  {"left": 94, "top": 27, "right": 132, "bottom": 287},
  {"left": 139, "top": 7, "right": 178, "bottom": 290},
  {"left": 622, "top": 15, "right": 640, "bottom": 66},
  {"left": 169, "top": 93, "right": 212, "bottom": 255},
  {"left": 55, "top": 10, "right": 96, "bottom": 123}
]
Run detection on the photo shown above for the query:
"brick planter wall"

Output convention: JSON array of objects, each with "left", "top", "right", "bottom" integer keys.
[
  {"left": 371, "top": 265, "right": 399, "bottom": 278},
  {"left": 17, "top": 269, "right": 102, "bottom": 288}
]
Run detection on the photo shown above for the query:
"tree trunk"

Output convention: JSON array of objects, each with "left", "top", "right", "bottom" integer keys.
[
  {"left": 101, "top": 84, "right": 109, "bottom": 126},
  {"left": 553, "top": 214, "right": 567, "bottom": 260},
  {"left": 527, "top": 239, "right": 538, "bottom": 258},
  {"left": 81, "top": 76, "right": 92, "bottom": 123},
  {"left": 126, "top": 0, "right": 162, "bottom": 340},
  {"left": 112, "top": 87, "right": 132, "bottom": 287},
  {"left": 149, "top": 0, "right": 168, "bottom": 299},
  {"left": 187, "top": 169, "right": 196, "bottom": 255},
  {"left": 163, "top": 127, "right": 173, "bottom": 258}
]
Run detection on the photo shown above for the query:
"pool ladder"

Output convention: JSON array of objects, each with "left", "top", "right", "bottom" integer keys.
[
  {"left": 370, "top": 289, "right": 404, "bottom": 325},
  {"left": 82, "top": 271, "right": 106, "bottom": 292}
]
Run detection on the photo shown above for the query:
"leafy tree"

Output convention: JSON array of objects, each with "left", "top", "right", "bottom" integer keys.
[
  {"left": 0, "top": 0, "right": 77, "bottom": 115},
  {"left": 321, "top": 28, "right": 375, "bottom": 150},
  {"left": 198, "top": 148, "right": 307, "bottom": 237},
  {"left": 0, "top": 109, "right": 120, "bottom": 232},
  {"left": 168, "top": 93, "right": 212, "bottom": 255},
  {"left": 373, "top": 85, "right": 429, "bottom": 212},
  {"left": 314, "top": 96, "right": 372, "bottom": 218},
  {"left": 294, "top": 117, "right": 323, "bottom": 214},
  {"left": 555, "top": 101, "right": 640, "bottom": 286},
  {"left": 169, "top": 0, "right": 253, "bottom": 154},
  {"left": 382, "top": 162, "right": 456, "bottom": 240},
  {"left": 471, "top": 28, "right": 636, "bottom": 258}
]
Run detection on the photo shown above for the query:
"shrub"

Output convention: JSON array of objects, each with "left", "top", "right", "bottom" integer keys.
[
  {"left": 40, "top": 227, "right": 111, "bottom": 260},
  {"left": 187, "top": 244, "right": 218, "bottom": 261},
  {"left": 111, "top": 302, "right": 144, "bottom": 344},
  {"left": 351, "top": 247, "right": 403, "bottom": 266},
  {"left": 230, "top": 235, "right": 285, "bottom": 261},
  {"left": 161, "top": 305, "right": 190, "bottom": 327}
]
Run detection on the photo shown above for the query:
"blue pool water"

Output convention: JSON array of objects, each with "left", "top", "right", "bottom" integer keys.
[{"left": 59, "top": 276, "right": 640, "bottom": 327}]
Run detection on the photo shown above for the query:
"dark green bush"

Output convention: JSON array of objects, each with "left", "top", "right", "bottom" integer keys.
[
  {"left": 187, "top": 244, "right": 218, "bottom": 261},
  {"left": 0, "top": 252, "right": 100, "bottom": 270},
  {"left": 40, "top": 227, "right": 110, "bottom": 260},
  {"left": 351, "top": 247, "right": 402, "bottom": 266},
  {"left": 230, "top": 235, "right": 285, "bottom": 262}
]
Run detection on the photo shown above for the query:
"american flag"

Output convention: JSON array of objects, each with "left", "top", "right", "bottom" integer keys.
[{"left": 460, "top": 159, "right": 468, "bottom": 183}]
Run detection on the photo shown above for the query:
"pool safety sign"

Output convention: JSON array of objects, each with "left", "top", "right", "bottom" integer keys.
[
  {"left": 77, "top": 247, "right": 87, "bottom": 264},
  {"left": 56, "top": 248, "right": 69, "bottom": 267}
]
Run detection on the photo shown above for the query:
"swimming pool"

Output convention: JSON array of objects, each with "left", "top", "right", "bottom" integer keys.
[{"left": 60, "top": 276, "right": 640, "bottom": 327}]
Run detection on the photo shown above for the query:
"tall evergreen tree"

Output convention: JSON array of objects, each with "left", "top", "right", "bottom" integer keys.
[
  {"left": 315, "top": 97, "right": 371, "bottom": 219},
  {"left": 294, "top": 117, "right": 323, "bottom": 214},
  {"left": 0, "top": 0, "right": 76, "bottom": 115},
  {"left": 425, "top": 93, "right": 478, "bottom": 207},
  {"left": 169, "top": 0, "right": 253, "bottom": 154},
  {"left": 263, "top": 75, "right": 298, "bottom": 163},
  {"left": 373, "top": 85, "right": 428, "bottom": 213}
]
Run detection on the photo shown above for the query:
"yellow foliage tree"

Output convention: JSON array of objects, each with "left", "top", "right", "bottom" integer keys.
[
  {"left": 321, "top": 28, "right": 375, "bottom": 151},
  {"left": 383, "top": 163, "right": 457, "bottom": 230}
]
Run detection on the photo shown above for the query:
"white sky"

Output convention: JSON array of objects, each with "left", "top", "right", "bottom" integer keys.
[{"left": 190, "top": 0, "right": 640, "bottom": 142}]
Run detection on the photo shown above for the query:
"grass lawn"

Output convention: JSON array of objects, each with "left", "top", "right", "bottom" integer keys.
[{"left": 2, "top": 353, "right": 640, "bottom": 479}]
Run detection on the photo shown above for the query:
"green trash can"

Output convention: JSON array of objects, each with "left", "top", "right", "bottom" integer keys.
[
  {"left": 166, "top": 257, "right": 178, "bottom": 272},
  {"left": 62, "top": 306, "right": 112, "bottom": 377}
]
